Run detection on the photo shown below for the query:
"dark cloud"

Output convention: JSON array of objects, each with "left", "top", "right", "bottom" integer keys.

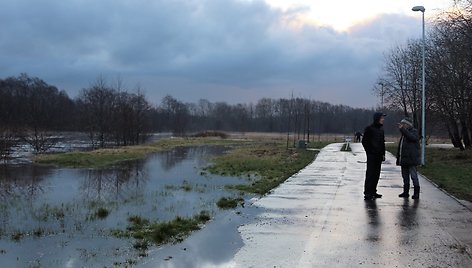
[{"left": 0, "top": 0, "right": 420, "bottom": 107}]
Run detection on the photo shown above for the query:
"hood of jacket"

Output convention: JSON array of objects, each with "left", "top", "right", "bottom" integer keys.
[{"left": 373, "top": 112, "right": 386, "bottom": 126}]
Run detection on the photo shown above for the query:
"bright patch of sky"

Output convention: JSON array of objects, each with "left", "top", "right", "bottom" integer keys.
[{"left": 266, "top": 0, "right": 452, "bottom": 31}]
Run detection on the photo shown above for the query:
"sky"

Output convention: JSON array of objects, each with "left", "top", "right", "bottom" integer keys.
[{"left": 0, "top": 0, "right": 453, "bottom": 108}]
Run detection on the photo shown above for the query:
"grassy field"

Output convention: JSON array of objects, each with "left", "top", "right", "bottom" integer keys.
[
  {"left": 33, "top": 137, "right": 246, "bottom": 168},
  {"left": 386, "top": 144, "right": 472, "bottom": 202},
  {"left": 206, "top": 141, "right": 331, "bottom": 195}
]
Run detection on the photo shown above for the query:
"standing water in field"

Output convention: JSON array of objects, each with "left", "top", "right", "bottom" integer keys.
[{"left": 0, "top": 145, "right": 246, "bottom": 267}]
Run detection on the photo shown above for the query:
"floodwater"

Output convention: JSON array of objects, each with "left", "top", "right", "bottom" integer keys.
[{"left": 0, "top": 145, "right": 247, "bottom": 267}]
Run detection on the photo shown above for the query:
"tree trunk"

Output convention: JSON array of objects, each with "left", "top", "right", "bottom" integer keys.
[
  {"left": 447, "top": 120, "right": 465, "bottom": 150},
  {"left": 460, "top": 119, "right": 472, "bottom": 149}
]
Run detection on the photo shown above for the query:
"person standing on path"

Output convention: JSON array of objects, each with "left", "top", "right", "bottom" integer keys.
[
  {"left": 354, "top": 131, "right": 362, "bottom": 142},
  {"left": 396, "top": 118, "right": 421, "bottom": 199},
  {"left": 362, "top": 112, "right": 386, "bottom": 200}
]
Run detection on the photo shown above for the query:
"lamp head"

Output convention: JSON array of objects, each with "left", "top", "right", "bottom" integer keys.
[{"left": 412, "top": 6, "right": 425, "bottom": 12}]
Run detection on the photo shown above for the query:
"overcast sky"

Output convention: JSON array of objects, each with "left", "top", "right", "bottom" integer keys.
[{"left": 0, "top": 0, "right": 452, "bottom": 108}]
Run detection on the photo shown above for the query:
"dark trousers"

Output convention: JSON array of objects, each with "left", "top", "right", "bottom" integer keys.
[
  {"left": 364, "top": 154, "right": 382, "bottom": 196},
  {"left": 401, "top": 165, "right": 419, "bottom": 187}
]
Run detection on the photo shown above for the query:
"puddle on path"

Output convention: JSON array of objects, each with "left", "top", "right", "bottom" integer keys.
[{"left": 0, "top": 145, "right": 248, "bottom": 267}]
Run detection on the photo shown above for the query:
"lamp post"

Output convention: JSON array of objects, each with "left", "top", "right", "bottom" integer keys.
[{"left": 412, "top": 5, "right": 426, "bottom": 166}]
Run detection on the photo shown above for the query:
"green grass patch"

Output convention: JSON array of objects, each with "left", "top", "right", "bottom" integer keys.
[
  {"left": 386, "top": 143, "right": 472, "bottom": 202},
  {"left": 94, "top": 207, "right": 110, "bottom": 219},
  {"left": 33, "top": 137, "right": 246, "bottom": 168},
  {"left": 11, "top": 231, "right": 25, "bottom": 242},
  {"left": 216, "top": 197, "right": 244, "bottom": 209},
  {"left": 206, "top": 141, "right": 329, "bottom": 195},
  {"left": 111, "top": 211, "right": 211, "bottom": 248}
]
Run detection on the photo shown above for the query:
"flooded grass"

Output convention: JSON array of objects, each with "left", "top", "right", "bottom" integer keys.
[
  {"left": 216, "top": 197, "right": 245, "bottom": 209},
  {"left": 10, "top": 231, "right": 24, "bottom": 242},
  {"left": 33, "top": 137, "right": 246, "bottom": 168},
  {"left": 207, "top": 141, "right": 329, "bottom": 195},
  {"left": 112, "top": 211, "right": 211, "bottom": 249},
  {"left": 164, "top": 181, "right": 199, "bottom": 192},
  {"left": 94, "top": 207, "right": 110, "bottom": 219},
  {"left": 386, "top": 144, "right": 472, "bottom": 201},
  {"left": 1, "top": 138, "right": 332, "bottom": 266},
  {"left": 32, "top": 227, "right": 44, "bottom": 237}
]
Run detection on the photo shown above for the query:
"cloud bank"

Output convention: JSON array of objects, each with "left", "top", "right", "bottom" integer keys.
[{"left": 0, "top": 0, "right": 421, "bottom": 107}]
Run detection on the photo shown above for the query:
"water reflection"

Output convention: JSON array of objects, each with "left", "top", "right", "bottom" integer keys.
[
  {"left": 80, "top": 160, "right": 148, "bottom": 202},
  {"left": 397, "top": 199, "right": 419, "bottom": 247},
  {"left": 157, "top": 145, "right": 228, "bottom": 171},
  {"left": 364, "top": 200, "right": 381, "bottom": 242},
  {"left": 0, "top": 145, "right": 243, "bottom": 268},
  {"left": 398, "top": 199, "right": 419, "bottom": 228},
  {"left": 0, "top": 165, "right": 51, "bottom": 204}
]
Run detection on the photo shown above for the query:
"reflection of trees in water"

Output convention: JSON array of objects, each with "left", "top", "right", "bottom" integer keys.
[
  {"left": 80, "top": 160, "right": 148, "bottom": 202},
  {"left": 158, "top": 145, "right": 228, "bottom": 171},
  {"left": 0, "top": 165, "right": 50, "bottom": 205},
  {"left": 0, "top": 165, "right": 51, "bottom": 234}
]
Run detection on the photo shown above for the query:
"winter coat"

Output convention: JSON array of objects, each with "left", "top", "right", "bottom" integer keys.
[
  {"left": 362, "top": 123, "right": 385, "bottom": 156},
  {"left": 396, "top": 127, "right": 420, "bottom": 166}
]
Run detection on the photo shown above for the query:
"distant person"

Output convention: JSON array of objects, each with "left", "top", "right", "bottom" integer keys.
[
  {"left": 396, "top": 118, "right": 421, "bottom": 199},
  {"left": 362, "top": 112, "right": 386, "bottom": 200},
  {"left": 354, "top": 131, "right": 362, "bottom": 142}
]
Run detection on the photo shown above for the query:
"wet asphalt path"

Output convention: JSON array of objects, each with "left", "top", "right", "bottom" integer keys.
[{"left": 229, "top": 143, "right": 472, "bottom": 267}]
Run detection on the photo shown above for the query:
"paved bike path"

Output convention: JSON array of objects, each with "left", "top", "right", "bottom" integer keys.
[{"left": 229, "top": 142, "right": 472, "bottom": 267}]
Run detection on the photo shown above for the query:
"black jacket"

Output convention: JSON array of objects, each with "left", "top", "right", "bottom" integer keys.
[
  {"left": 362, "top": 123, "right": 385, "bottom": 156},
  {"left": 396, "top": 127, "right": 420, "bottom": 166}
]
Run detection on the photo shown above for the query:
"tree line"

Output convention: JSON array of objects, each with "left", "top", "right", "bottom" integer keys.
[
  {"left": 1, "top": 73, "right": 402, "bottom": 159},
  {"left": 375, "top": 0, "right": 472, "bottom": 150}
]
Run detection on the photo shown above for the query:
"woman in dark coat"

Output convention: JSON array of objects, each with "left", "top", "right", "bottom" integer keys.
[{"left": 396, "top": 118, "right": 421, "bottom": 199}]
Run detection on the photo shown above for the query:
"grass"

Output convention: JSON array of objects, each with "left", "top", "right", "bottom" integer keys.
[
  {"left": 11, "top": 231, "right": 24, "bottom": 242},
  {"left": 94, "top": 207, "right": 110, "bottom": 219},
  {"left": 216, "top": 197, "right": 245, "bottom": 209},
  {"left": 206, "top": 141, "right": 330, "bottom": 195},
  {"left": 111, "top": 211, "right": 211, "bottom": 249},
  {"left": 33, "top": 227, "right": 44, "bottom": 237},
  {"left": 33, "top": 137, "right": 245, "bottom": 168},
  {"left": 386, "top": 143, "right": 472, "bottom": 202}
]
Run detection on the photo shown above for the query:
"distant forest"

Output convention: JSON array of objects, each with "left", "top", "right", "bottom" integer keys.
[{"left": 0, "top": 73, "right": 408, "bottom": 153}]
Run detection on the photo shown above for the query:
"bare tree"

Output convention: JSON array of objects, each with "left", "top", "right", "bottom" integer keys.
[
  {"left": 427, "top": 3, "right": 472, "bottom": 149},
  {"left": 161, "top": 95, "right": 189, "bottom": 135},
  {"left": 78, "top": 76, "right": 116, "bottom": 148}
]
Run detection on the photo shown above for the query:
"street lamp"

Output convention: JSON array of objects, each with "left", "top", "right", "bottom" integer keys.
[{"left": 412, "top": 5, "right": 426, "bottom": 166}]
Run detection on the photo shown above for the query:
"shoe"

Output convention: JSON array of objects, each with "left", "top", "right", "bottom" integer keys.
[
  {"left": 398, "top": 192, "right": 409, "bottom": 198},
  {"left": 373, "top": 193, "right": 382, "bottom": 198},
  {"left": 412, "top": 186, "right": 420, "bottom": 199},
  {"left": 399, "top": 184, "right": 410, "bottom": 198}
]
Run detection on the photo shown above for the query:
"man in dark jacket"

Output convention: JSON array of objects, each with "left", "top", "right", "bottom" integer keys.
[
  {"left": 362, "top": 112, "right": 386, "bottom": 200},
  {"left": 396, "top": 118, "right": 421, "bottom": 199}
]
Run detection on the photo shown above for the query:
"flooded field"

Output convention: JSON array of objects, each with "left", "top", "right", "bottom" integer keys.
[{"left": 0, "top": 145, "right": 247, "bottom": 267}]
